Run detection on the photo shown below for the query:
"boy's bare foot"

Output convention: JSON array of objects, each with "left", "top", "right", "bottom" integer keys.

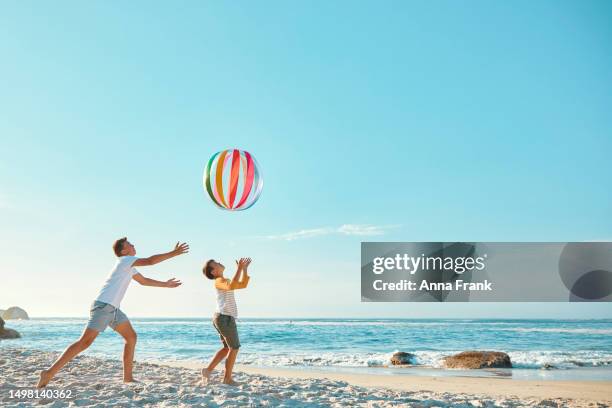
[
  {"left": 123, "top": 378, "right": 139, "bottom": 383},
  {"left": 222, "top": 379, "right": 240, "bottom": 386},
  {"left": 37, "top": 370, "right": 52, "bottom": 388},
  {"left": 201, "top": 368, "right": 212, "bottom": 385}
]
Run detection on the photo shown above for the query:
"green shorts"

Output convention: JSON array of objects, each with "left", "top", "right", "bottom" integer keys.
[{"left": 212, "top": 313, "right": 240, "bottom": 349}]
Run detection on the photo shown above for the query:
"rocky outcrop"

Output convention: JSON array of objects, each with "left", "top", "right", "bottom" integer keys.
[
  {"left": 1, "top": 306, "right": 29, "bottom": 320},
  {"left": 0, "top": 317, "right": 21, "bottom": 339},
  {"left": 442, "top": 351, "right": 512, "bottom": 369},
  {"left": 390, "top": 351, "right": 415, "bottom": 365}
]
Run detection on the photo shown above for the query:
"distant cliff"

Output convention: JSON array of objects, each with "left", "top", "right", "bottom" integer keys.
[{"left": 1, "top": 306, "right": 29, "bottom": 320}]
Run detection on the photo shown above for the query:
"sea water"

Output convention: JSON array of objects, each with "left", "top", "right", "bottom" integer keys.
[{"left": 3, "top": 318, "right": 611, "bottom": 380}]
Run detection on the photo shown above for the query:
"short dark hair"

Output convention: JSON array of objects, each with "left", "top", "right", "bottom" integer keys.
[
  {"left": 113, "top": 237, "right": 128, "bottom": 257},
  {"left": 203, "top": 259, "right": 215, "bottom": 280}
]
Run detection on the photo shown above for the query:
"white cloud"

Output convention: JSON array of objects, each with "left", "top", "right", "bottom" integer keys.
[
  {"left": 265, "top": 227, "right": 335, "bottom": 241},
  {"left": 265, "top": 224, "right": 399, "bottom": 241},
  {"left": 337, "top": 224, "right": 392, "bottom": 236}
]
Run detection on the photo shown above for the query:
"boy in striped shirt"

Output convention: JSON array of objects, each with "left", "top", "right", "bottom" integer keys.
[{"left": 201, "top": 257, "right": 251, "bottom": 385}]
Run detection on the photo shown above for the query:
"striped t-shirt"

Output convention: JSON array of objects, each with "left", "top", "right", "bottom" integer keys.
[
  {"left": 216, "top": 286, "right": 238, "bottom": 317},
  {"left": 214, "top": 276, "right": 250, "bottom": 318}
]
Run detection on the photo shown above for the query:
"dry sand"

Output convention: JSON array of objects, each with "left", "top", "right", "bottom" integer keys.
[
  {"left": 1, "top": 347, "right": 610, "bottom": 407},
  {"left": 235, "top": 364, "right": 612, "bottom": 403}
]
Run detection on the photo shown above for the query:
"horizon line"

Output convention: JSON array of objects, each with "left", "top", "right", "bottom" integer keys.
[{"left": 13, "top": 316, "right": 612, "bottom": 321}]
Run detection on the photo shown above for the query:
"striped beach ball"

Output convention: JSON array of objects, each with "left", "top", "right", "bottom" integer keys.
[{"left": 203, "top": 149, "right": 263, "bottom": 211}]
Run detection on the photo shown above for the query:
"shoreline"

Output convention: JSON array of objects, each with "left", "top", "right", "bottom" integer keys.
[
  {"left": 237, "top": 365, "right": 612, "bottom": 402},
  {"left": 162, "top": 360, "right": 612, "bottom": 403}
]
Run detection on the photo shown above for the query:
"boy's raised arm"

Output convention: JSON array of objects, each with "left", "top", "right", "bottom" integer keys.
[
  {"left": 215, "top": 258, "right": 250, "bottom": 290},
  {"left": 133, "top": 273, "right": 182, "bottom": 288},
  {"left": 237, "top": 258, "right": 251, "bottom": 288},
  {"left": 133, "top": 242, "right": 189, "bottom": 267}
]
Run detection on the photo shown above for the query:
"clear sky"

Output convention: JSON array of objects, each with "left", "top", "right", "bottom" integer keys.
[{"left": 1, "top": 1, "right": 610, "bottom": 318}]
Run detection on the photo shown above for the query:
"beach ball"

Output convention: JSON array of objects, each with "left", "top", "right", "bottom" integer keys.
[{"left": 203, "top": 149, "right": 263, "bottom": 211}]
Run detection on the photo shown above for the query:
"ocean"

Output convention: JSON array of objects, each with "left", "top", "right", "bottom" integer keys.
[{"left": 3, "top": 318, "right": 612, "bottom": 380}]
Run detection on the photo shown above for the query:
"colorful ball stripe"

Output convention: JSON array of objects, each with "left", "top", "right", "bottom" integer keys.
[{"left": 204, "top": 149, "right": 263, "bottom": 211}]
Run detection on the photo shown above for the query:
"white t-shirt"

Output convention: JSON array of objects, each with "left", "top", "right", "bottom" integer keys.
[{"left": 95, "top": 256, "right": 139, "bottom": 308}]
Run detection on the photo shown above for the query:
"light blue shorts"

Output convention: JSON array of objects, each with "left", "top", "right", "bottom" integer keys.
[{"left": 86, "top": 301, "right": 129, "bottom": 332}]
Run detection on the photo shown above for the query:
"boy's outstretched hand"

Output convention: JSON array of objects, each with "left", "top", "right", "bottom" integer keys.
[
  {"left": 165, "top": 278, "right": 182, "bottom": 288},
  {"left": 236, "top": 257, "right": 252, "bottom": 270},
  {"left": 172, "top": 242, "right": 189, "bottom": 256}
]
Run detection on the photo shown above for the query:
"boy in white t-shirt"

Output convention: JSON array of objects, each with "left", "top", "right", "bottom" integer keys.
[{"left": 37, "top": 237, "right": 189, "bottom": 388}]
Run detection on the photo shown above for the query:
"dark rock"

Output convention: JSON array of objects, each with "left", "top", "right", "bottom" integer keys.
[
  {"left": 0, "top": 317, "right": 21, "bottom": 339},
  {"left": 390, "top": 351, "right": 415, "bottom": 365},
  {"left": 542, "top": 363, "right": 555, "bottom": 370},
  {"left": 442, "top": 351, "right": 512, "bottom": 369},
  {"left": 0, "top": 327, "right": 20, "bottom": 339}
]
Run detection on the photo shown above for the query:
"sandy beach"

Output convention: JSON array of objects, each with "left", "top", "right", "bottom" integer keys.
[
  {"left": 1, "top": 347, "right": 610, "bottom": 407},
  {"left": 235, "top": 365, "right": 612, "bottom": 403}
]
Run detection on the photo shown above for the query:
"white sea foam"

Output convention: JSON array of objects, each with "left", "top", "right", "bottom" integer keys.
[
  {"left": 507, "top": 351, "right": 612, "bottom": 369},
  {"left": 499, "top": 328, "right": 612, "bottom": 335},
  {"left": 239, "top": 352, "right": 396, "bottom": 367},
  {"left": 237, "top": 350, "right": 612, "bottom": 370},
  {"left": 241, "top": 321, "right": 451, "bottom": 327}
]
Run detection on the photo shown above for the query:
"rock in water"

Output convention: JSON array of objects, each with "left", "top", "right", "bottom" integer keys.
[
  {"left": 1, "top": 306, "right": 29, "bottom": 320},
  {"left": 542, "top": 363, "right": 555, "bottom": 370},
  {"left": 442, "top": 351, "right": 512, "bottom": 369},
  {"left": 0, "top": 317, "right": 21, "bottom": 339},
  {"left": 390, "top": 352, "right": 415, "bottom": 365}
]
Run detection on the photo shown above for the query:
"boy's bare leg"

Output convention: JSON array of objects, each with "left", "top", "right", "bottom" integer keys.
[
  {"left": 114, "top": 321, "right": 138, "bottom": 383},
  {"left": 202, "top": 347, "right": 230, "bottom": 383},
  {"left": 223, "top": 349, "right": 239, "bottom": 385},
  {"left": 37, "top": 328, "right": 99, "bottom": 388}
]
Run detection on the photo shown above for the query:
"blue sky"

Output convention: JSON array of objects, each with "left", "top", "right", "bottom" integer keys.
[{"left": 1, "top": 1, "right": 610, "bottom": 318}]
